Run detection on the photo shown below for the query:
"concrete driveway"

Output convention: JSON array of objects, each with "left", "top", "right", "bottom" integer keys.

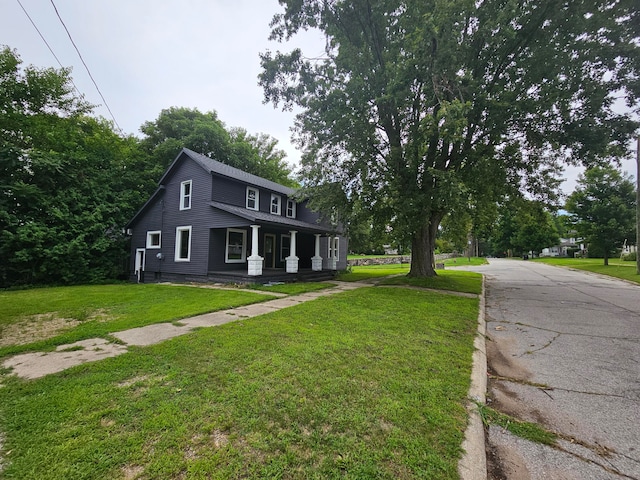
[{"left": 469, "top": 258, "right": 640, "bottom": 480}]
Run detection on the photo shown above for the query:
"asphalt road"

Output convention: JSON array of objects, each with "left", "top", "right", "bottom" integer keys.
[{"left": 468, "top": 258, "right": 640, "bottom": 480}]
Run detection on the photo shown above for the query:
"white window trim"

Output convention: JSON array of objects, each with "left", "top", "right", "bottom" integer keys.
[
  {"left": 180, "top": 180, "right": 192, "bottom": 211},
  {"left": 146, "top": 230, "right": 162, "bottom": 249},
  {"left": 328, "top": 237, "right": 340, "bottom": 260},
  {"left": 270, "top": 194, "right": 281, "bottom": 215},
  {"left": 175, "top": 226, "right": 192, "bottom": 262},
  {"left": 225, "top": 228, "right": 247, "bottom": 263},
  {"left": 280, "top": 234, "right": 291, "bottom": 262},
  {"left": 246, "top": 186, "right": 259, "bottom": 211},
  {"left": 286, "top": 199, "right": 296, "bottom": 218}
]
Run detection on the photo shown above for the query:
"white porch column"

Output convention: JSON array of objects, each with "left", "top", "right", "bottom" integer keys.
[
  {"left": 286, "top": 230, "right": 299, "bottom": 273},
  {"left": 311, "top": 234, "right": 323, "bottom": 271},
  {"left": 247, "top": 225, "right": 263, "bottom": 276}
]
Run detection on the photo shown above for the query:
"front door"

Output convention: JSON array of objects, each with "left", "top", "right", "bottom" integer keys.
[
  {"left": 264, "top": 234, "right": 276, "bottom": 268},
  {"left": 135, "top": 248, "right": 145, "bottom": 283}
]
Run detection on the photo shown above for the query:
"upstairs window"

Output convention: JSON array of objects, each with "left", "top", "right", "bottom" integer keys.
[
  {"left": 146, "top": 231, "right": 161, "bottom": 249},
  {"left": 180, "top": 180, "right": 192, "bottom": 210},
  {"left": 246, "top": 187, "right": 259, "bottom": 211},
  {"left": 286, "top": 199, "right": 296, "bottom": 218},
  {"left": 271, "top": 194, "right": 281, "bottom": 215}
]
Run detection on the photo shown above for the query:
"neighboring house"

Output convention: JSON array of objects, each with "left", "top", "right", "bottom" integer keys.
[
  {"left": 540, "top": 237, "right": 585, "bottom": 257},
  {"left": 126, "top": 148, "right": 347, "bottom": 283}
]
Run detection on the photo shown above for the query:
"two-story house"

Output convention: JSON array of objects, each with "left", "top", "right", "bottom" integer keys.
[{"left": 126, "top": 148, "right": 347, "bottom": 284}]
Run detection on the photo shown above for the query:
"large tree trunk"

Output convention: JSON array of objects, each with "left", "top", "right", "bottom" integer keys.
[{"left": 408, "top": 219, "right": 439, "bottom": 277}]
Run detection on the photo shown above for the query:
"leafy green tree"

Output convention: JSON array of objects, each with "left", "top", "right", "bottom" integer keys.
[
  {"left": 511, "top": 202, "right": 560, "bottom": 257},
  {"left": 260, "top": 0, "right": 639, "bottom": 277},
  {"left": 489, "top": 198, "right": 559, "bottom": 257},
  {"left": 0, "top": 47, "right": 151, "bottom": 287},
  {"left": 565, "top": 166, "right": 636, "bottom": 265},
  {"left": 140, "top": 107, "right": 295, "bottom": 186}
]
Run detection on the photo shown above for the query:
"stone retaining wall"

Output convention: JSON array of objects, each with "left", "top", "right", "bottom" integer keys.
[{"left": 347, "top": 253, "right": 454, "bottom": 267}]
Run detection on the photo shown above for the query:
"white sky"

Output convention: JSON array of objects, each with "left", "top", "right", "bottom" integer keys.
[
  {"left": 2, "top": 0, "right": 326, "bottom": 167},
  {"left": 2, "top": 0, "right": 637, "bottom": 194}
]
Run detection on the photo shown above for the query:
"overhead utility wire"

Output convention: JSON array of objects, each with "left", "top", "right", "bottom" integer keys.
[
  {"left": 15, "top": 0, "right": 83, "bottom": 96},
  {"left": 48, "top": 0, "right": 123, "bottom": 133}
]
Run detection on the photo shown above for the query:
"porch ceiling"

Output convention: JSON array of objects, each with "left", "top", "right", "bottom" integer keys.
[{"left": 209, "top": 201, "right": 332, "bottom": 234}]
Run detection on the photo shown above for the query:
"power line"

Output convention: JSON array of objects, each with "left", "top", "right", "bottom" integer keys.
[
  {"left": 15, "top": 0, "right": 83, "bottom": 96},
  {"left": 48, "top": 0, "right": 123, "bottom": 133}
]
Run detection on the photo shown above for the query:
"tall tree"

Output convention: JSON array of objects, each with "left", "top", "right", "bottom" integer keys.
[
  {"left": 566, "top": 165, "right": 636, "bottom": 265},
  {"left": 140, "top": 107, "right": 296, "bottom": 186},
  {"left": 0, "top": 47, "right": 152, "bottom": 287},
  {"left": 260, "top": 0, "right": 639, "bottom": 277}
]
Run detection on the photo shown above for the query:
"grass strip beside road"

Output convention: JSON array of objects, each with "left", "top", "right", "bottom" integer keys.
[
  {"left": 534, "top": 257, "right": 640, "bottom": 285},
  {"left": 380, "top": 271, "right": 483, "bottom": 295},
  {"left": 0, "top": 287, "right": 479, "bottom": 479}
]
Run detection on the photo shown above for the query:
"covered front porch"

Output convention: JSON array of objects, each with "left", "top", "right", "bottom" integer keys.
[{"left": 207, "top": 202, "right": 341, "bottom": 279}]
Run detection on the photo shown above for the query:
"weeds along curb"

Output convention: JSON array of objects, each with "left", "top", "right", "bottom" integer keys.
[{"left": 458, "top": 275, "right": 487, "bottom": 480}]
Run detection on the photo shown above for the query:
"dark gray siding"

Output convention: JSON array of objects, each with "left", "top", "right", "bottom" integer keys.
[
  {"left": 129, "top": 158, "right": 215, "bottom": 279},
  {"left": 128, "top": 192, "right": 165, "bottom": 275},
  {"left": 211, "top": 175, "right": 246, "bottom": 207}
]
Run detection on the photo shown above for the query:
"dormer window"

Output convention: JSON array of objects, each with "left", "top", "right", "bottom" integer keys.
[
  {"left": 246, "top": 187, "right": 259, "bottom": 211},
  {"left": 271, "top": 194, "right": 281, "bottom": 215},
  {"left": 286, "top": 199, "right": 296, "bottom": 218},
  {"left": 180, "top": 180, "right": 192, "bottom": 210}
]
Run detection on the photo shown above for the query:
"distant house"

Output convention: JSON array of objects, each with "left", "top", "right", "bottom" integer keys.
[
  {"left": 541, "top": 237, "right": 585, "bottom": 258},
  {"left": 126, "top": 148, "right": 347, "bottom": 283}
]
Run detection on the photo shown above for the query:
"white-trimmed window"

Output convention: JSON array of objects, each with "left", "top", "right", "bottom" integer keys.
[
  {"left": 328, "top": 237, "right": 340, "bottom": 260},
  {"left": 146, "top": 231, "right": 161, "bottom": 249},
  {"left": 226, "top": 228, "right": 247, "bottom": 263},
  {"left": 246, "top": 187, "right": 259, "bottom": 211},
  {"left": 180, "top": 180, "right": 192, "bottom": 210},
  {"left": 175, "top": 226, "right": 192, "bottom": 261},
  {"left": 271, "top": 194, "right": 281, "bottom": 215},
  {"left": 280, "top": 234, "right": 291, "bottom": 261},
  {"left": 286, "top": 199, "right": 296, "bottom": 218}
]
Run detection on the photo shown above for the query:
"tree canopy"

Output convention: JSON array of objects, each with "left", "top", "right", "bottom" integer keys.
[
  {"left": 566, "top": 165, "right": 636, "bottom": 265},
  {"left": 0, "top": 47, "right": 153, "bottom": 287},
  {"left": 140, "top": 107, "right": 296, "bottom": 187},
  {"left": 260, "top": 0, "right": 639, "bottom": 276}
]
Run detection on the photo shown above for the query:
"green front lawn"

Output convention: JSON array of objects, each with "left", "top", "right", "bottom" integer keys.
[
  {"left": 0, "top": 287, "right": 479, "bottom": 479},
  {"left": 0, "top": 284, "right": 269, "bottom": 358}
]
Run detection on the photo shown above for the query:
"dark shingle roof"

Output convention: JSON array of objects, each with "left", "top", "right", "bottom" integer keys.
[
  {"left": 210, "top": 201, "right": 332, "bottom": 233},
  {"left": 180, "top": 148, "right": 296, "bottom": 195}
]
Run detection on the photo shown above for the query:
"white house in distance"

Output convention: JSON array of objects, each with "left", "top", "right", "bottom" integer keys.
[{"left": 540, "top": 237, "right": 586, "bottom": 258}]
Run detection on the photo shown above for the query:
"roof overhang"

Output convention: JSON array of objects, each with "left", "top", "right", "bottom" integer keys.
[{"left": 210, "top": 201, "right": 334, "bottom": 234}]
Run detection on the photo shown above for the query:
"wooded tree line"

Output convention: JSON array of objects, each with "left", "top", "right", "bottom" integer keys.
[{"left": 0, "top": 47, "right": 294, "bottom": 288}]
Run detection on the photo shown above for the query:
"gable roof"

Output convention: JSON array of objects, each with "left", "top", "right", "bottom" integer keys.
[
  {"left": 127, "top": 148, "right": 299, "bottom": 228},
  {"left": 160, "top": 148, "right": 297, "bottom": 196}
]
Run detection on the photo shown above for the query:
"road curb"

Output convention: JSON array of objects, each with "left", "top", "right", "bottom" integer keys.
[{"left": 458, "top": 276, "right": 487, "bottom": 480}]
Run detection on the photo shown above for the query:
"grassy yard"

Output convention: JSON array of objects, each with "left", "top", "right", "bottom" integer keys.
[
  {"left": 337, "top": 261, "right": 484, "bottom": 295},
  {"left": 0, "top": 284, "right": 274, "bottom": 358},
  {"left": 0, "top": 286, "right": 480, "bottom": 479},
  {"left": 534, "top": 257, "right": 640, "bottom": 284}
]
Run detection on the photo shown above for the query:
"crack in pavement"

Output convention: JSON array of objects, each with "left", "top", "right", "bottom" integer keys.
[
  {"left": 552, "top": 441, "right": 638, "bottom": 480},
  {"left": 487, "top": 317, "right": 640, "bottom": 343}
]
